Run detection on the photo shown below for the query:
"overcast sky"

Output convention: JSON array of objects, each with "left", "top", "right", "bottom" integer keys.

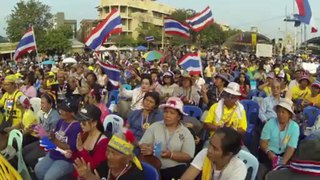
[{"left": 1, "top": 0, "right": 320, "bottom": 40}]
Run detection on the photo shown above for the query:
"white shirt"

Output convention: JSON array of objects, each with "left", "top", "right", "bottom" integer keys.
[
  {"left": 191, "top": 148, "right": 247, "bottom": 180},
  {"left": 195, "top": 77, "right": 206, "bottom": 90},
  {"left": 120, "top": 87, "right": 145, "bottom": 110}
]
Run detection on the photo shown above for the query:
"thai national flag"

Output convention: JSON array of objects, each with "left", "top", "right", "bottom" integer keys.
[
  {"left": 164, "top": 18, "right": 190, "bottom": 39},
  {"left": 97, "top": 60, "right": 121, "bottom": 86},
  {"left": 13, "top": 27, "right": 36, "bottom": 60},
  {"left": 186, "top": 6, "right": 214, "bottom": 32},
  {"left": 85, "top": 9, "right": 122, "bottom": 51},
  {"left": 178, "top": 53, "right": 203, "bottom": 75},
  {"left": 294, "top": 0, "right": 317, "bottom": 33},
  {"left": 145, "top": 36, "right": 154, "bottom": 42}
]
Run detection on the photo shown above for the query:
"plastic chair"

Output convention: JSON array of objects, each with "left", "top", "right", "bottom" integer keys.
[
  {"left": 142, "top": 162, "right": 159, "bottom": 180},
  {"left": 237, "top": 150, "right": 259, "bottom": 180},
  {"left": 0, "top": 154, "right": 22, "bottom": 180},
  {"left": 103, "top": 114, "right": 124, "bottom": 134},
  {"left": 7, "top": 129, "right": 32, "bottom": 180},
  {"left": 107, "top": 90, "right": 120, "bottom": 108},
  {"left": 303, "top": 106, "right": 320, "bottom": 127},
  {"left": 258, "top": 91, "right": 267, "bottom": 98},
  {"left": 123, "top": 84, "right": 132, "bottom": 90},
  {"left": 183, "top": 105, "right": 203, "bottom": 120},
  {"left": 248, "top": 90, "right": 259, "bottom": 99},
  {"left": 30, "top": 97, "right": 41, "bottom": 114}
]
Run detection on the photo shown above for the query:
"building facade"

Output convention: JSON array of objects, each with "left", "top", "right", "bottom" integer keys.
[
  {"left": 53, "top": 12, "right": 77, "bottom": 38},
  {"left": 78, "top": 19, "right": 100, "bottom": 42},
  {"left": 97, "top": 0, "right": 175, "bottom": 40}
]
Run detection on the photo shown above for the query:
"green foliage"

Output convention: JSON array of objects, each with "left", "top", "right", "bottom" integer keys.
[
  {"left": 6, "top": 0, "right": 52, "bottom": 42},
  {"left": 199, "top": 23, "right": 226, "bottom": 47},
  {"left": 58, "top": 25, "right": 74, "bottom": 39},
  {"left": 39, "top": 29, "right": 71, "bottom": 55},
  {"left": 136, "top": 23, "right": 162, "bottom": 44},
  {"left": 112, "top": 34, "right": 137, "bottom": 46}
]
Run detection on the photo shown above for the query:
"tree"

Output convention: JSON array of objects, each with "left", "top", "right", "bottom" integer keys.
[
  {"left": 39, "top": 29, "right": 71, "bottom": 55},
  {"left": 6, "top": 0, "right": 52, "bottom": 42},
  {"left": 112, "top": 34, "right": 137, "bottom": 46},
  {"left": 136, "top": 23, "right": 162, "bottom": 44},
  {"left": 199, "top": 23, "right": 226, "bottom": 47},
  {"left": 58, "top": 25, "right": 74, "bottom": 39}
]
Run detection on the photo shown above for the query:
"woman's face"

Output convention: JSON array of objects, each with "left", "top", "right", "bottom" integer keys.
[
  {"left": 182, "top": 78, "right": 191, "bottom": 88},
  {"left": 143, "top": 96, "right": 157, "bottom": 111},
  {"left": 59, "top": 109, "right": 74, "bottom": 121},
  {"left": 151, "top": 73, "right": 158, "bottom": 83},
  {"left": 276, "top": 106, "right": 291, "bottom": 124},
  {"left": 311, "top": 86, "right": 320, "bottom": 96},
  {"left": 107, "top": 147, "right": 129, "bottom": 169},
  {"left": 207, "top": 134, "right": 225, "bottom": 163},
  {"left": 300, "top": 79, "right": 309, "bottom": 89},
  {"left": 41, "top": 97, "right": 52, "bottom": 113},
  {"left": 163, "top": 76, "right": 171, "bottom": 85},
  {"left": 163, "top": 107, "right": 180, "bottom": 126},
  {"left": 141, "top": 79, "right": 151, "bottom": 92},
  {"left": 80, "top": 121, "right": 96, "bottom": 133},
  {"left": 239, "top": 74, "right": 245, "bottom": 83}
]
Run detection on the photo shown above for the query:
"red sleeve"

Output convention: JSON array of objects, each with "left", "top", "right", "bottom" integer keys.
[{"left": 78, "top": 138, "right": 109, "bottom": 169}]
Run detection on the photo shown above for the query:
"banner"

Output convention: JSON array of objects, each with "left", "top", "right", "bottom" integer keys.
[
  {"left": 251, "top": 33, "right": 257, "bottom": 46},
  {"left": 256, "top": 44, "right": 273, "bottom": 57}
]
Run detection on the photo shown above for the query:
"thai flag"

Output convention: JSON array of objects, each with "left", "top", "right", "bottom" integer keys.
[
  {"left": 85, "top": 9, "right": 122, "bottom": 51},
  {"left": 178, "top": 53, "right": 203, "bottom": 75},
  {"left": 164, "top": 18, "right": 190, "bottom": 39},
  {"left": 145, "top": 36, "right": 154, "bottom": 42},
  {"left": 13, "top": 27, "right": 36, "bottom": 60},
  {"left": 294, "top": 0, "right": 317, "bottom": 33},
  {"left": 186, "top": 6, "right": 214, "bottom": 32},
  {"left": 97, "top": 60, "right": 121, "bottom": 86}
]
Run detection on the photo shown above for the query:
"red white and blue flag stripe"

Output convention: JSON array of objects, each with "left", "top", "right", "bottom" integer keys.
[
  {"left": 97, "top": 60, "right": 121, "bottom": 86},
  {"left": 186, "top": 6, "right": 214, "bottom": 32},
  {"left": 178, "top": 53, "right": 203, "bottom": 75},
  {"left": 164, "top": 18, "right": 190, "bottom": 39},
  {"left": 295, "top": 0, "right": 317, "bottom": 33},
  {"left": 13, "top": 27, "right": 36, "bottom": 60},
  {"left": 85, "top": 9, "right": 122, "bottom": 51}
]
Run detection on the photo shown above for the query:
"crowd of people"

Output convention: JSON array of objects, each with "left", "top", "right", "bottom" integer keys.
[{"left": 1, "top": 47, "right": 320, "bottom": 180}]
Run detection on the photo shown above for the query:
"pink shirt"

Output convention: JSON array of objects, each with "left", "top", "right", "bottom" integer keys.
[
  {"left": 20, "top": 85, "right": 37, "bottom": 98},
  {"left": 99, "top": 103, "right": 109, "bottom": 123}
]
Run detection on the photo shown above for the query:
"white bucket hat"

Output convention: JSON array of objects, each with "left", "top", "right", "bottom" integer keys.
[
  {"left": 274, "top": 98, "right": 294, "bottom": 115},
  {"left": 223, "top": 82, "right": 241, "bottom": 96},
  {"left": 159, "top": 97, "right": 188, "bottom": 116}
]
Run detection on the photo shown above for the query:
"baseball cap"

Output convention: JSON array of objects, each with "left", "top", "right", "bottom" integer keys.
[
  {"left": 74, "top": 104, "right": 101, "bottom": 122},
  {"left": 58, "top": 98, "right": 78, "bottom": 113}
]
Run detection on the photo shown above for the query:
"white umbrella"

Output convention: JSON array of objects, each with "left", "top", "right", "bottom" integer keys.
[
  {"left": 62, "top": 57, "right": 77, "bottom": 64},
  {"left": 106, "top": 45, "right": 118, "bottom": 51}
]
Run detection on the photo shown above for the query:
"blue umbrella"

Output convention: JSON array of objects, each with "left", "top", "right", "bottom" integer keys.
[
  {"left": 41, "top": 60, "right": 56, "bottom": 65},
  {"left": 135, "top": 45, "right": 148, "bottom": 51}
]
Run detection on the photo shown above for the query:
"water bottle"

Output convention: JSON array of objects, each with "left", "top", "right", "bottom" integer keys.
[{"left": 154, "top": 141, "right": 162, "bottom": 157}]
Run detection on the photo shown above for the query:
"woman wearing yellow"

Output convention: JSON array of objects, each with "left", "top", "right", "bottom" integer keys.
[
  {"left": 286, "top": 74, "right": 311, "bottom": 111},
  {"left": 304, "top": 81, "right": 320, "bottom": 108}
]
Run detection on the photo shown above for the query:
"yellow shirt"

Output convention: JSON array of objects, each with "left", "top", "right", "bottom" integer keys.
[
  {"left": 204, "top": 103, "right": 247, "bottom": 136},
  {"left": 22, "top": 109, "right": 37, "bottom": 136},
  {"left": 0, "top": 90, "right": 23, "bottom": 126},
  {"left": 289, "top": 85, "right": 311, "bottom": 101},
  {"left": 263, "top": 86, "right": 272, "bottom": 96},
  {"left": 307, "top": 94, "right": 320, "bottom": 106}
]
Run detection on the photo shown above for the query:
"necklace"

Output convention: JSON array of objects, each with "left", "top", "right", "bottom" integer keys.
[
  {"left": 141, "top": 111, "right": 150, "bottom": 129},
  {"left": 277, "top": 121, "right": 289, "bottom": 152},
  {"left": 107, "top": 163, "right": 131, "bottom": 180},
  {"left": 58, "top": 120, "right": 76, "bottom": 137}
]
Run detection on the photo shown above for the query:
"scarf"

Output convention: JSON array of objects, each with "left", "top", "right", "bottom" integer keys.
[
  {"left": 215, "top": 99, "right": 244, "bottom": 124},
  {"left": 273, "top": 160, "right": 320, "bottom": 176},
  {"left": 202, "top": 156, "right": 213, "bottom": 180}
]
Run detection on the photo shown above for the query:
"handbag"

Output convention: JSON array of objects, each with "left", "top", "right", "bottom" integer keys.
[{"left": 0, "top": 91, "right": 19, "bottom": 133}]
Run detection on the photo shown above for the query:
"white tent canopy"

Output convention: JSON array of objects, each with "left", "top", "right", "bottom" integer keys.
[
  {"left": 62, "top": 57, "right": 77, "bottom": 64},
  {"left": 98, "top": 46, "right": 108, "bottom": 52},
  {"left": 106, "top": 45, "right": 118, "bottom": 51}
]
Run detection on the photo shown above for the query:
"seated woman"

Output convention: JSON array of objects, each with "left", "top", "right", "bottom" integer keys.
[
  {"left": 235, "top": 72, "right": 250, "bottom": 100},
  {"left": 119, "top": 74, "right": 153, "bottom": 111},
  {"left": 68, "top": 104, "right": 108, "bottom": 178},
  {"left": 173, "top": 74, "right": 200, "bottom": 105},
  {"left": 181, "top": 127, "right": 247, "bottom": 180},
  {"left": 304, "top": 81, "right": 320, "bottom": 108},
  {"left": 87, "top": 88, "right": 109, "bottom": 124},
  {"left": 23, "top": 92, "right": 60, "bottom": 169},
  {"left": 74, "top": 130, "right": 145, "bottom": 180},
  {"left": 259, "top": 98, "right": 300, "bottom": 171},
  {"left": 139, "top": 97, "right": 195, "bottom": 180},
  {"left": 127, "top": 92, "right": 163, "bottom": 141},
  {"left": 160, "top": 71, "right": 178, "bottom": 102},
  {"left": 34, "top": 98, "right": 81, "bottom": 180}
]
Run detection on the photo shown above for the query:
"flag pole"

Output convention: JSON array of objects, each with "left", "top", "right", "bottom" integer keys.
[
  {"left": 31, "top": 26, "right": 40, "bottom": 63},
  {"left": 161, "top": 16, "right": 165, "bottom": 50}
]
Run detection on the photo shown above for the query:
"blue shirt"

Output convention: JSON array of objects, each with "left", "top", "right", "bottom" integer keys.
[
  {"left": 128, "top": 109, "right": 163, "bottom": 141},
  {"left": 261, "top": 118, "right": 300, "bottom": 154},
  {"left": 259, "top": 96, "right": 282, "bottom": 123}
]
